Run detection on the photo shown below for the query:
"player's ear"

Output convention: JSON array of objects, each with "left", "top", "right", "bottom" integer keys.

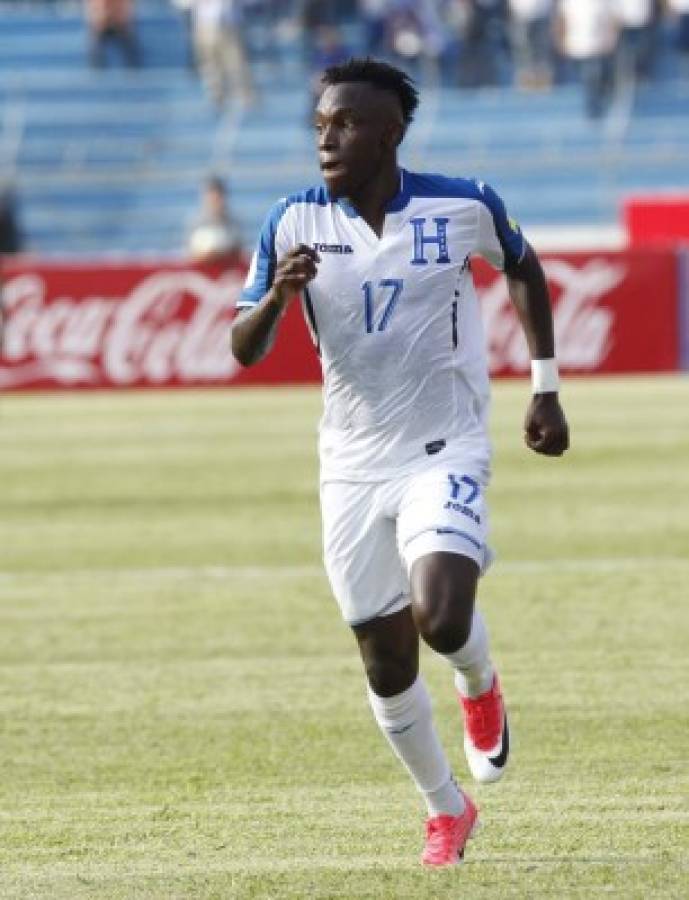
[{"left": 382, "top": 120, "right": 404, "bottom": 150}]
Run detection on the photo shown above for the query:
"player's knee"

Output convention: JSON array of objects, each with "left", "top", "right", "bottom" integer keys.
[
  {"left": 364, "top": 658, "right": 417, "bottom": 698},
  {"left": 411, "top": 553, "right": 477, "bottom": 653},
  {"left": 414, "top": 591, "right": 473, "bottom": 654}
]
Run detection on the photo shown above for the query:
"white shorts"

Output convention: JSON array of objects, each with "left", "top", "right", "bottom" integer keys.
[{"left": 321, "top": 455, "right": 493, "bottom": 627}]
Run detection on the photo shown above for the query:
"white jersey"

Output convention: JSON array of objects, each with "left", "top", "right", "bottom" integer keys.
[{"left": 238, "top": 168, "right": 525, "bottom": 482}]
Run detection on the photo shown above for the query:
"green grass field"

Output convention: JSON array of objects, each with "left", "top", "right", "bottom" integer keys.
[{"left": 1, "top": 377, "right": 688, "bottom": 899}]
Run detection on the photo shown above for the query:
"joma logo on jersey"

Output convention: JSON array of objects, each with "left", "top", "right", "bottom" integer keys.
[
  {"left": 410, "top": 217, "right": 451, "bottom": 265},
  {"left": 312, "top": 242, "right": 353, "bottom": 254}
]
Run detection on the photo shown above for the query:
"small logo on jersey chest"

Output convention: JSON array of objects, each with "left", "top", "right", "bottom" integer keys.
[{"left": 312, "top": 242, "right": 353, "bottom": 254}]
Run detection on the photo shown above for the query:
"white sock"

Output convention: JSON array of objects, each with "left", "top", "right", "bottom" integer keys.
[
  {"left": 367, "top": 676, "right": 465, "bottom": 818},
  {"left": 443, "top": 608, "right": 495, "bottom": 699}
]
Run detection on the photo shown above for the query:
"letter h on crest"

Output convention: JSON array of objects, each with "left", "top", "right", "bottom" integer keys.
[{"left": 410, "top": 217, "right": 451, "bottom": 265}]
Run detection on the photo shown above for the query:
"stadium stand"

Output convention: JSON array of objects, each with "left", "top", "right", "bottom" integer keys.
[{"left": 0, "top": 1, "right": 688, "bottom": 256}]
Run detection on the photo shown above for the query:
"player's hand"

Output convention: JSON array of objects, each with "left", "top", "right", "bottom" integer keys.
[
  {"left": 524, "top": 393, "right": 569, "bottom": 456},
  {"left": 273, "top": 244, "right": 320, "bottom": 304}
]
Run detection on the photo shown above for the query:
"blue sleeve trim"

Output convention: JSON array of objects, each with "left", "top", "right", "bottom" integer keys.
[
  {"left": 239, "top": 199, "right": 288, "bottom": 305},
  {"left": 239, "top": 185, "right": 330, "bottom": 305},
  {"left": 472, "top": 180, "right": 525, "bottom": 268},
  {"left": 401, "top": 170, "right": 525, "bottom": 267}
]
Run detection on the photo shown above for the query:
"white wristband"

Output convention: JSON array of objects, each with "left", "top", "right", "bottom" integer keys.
[{"left": 531, "top": 358, "right": 560, "bottom": 394}]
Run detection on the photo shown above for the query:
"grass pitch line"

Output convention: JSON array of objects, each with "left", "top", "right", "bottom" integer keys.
[
  {"left": 0, "top": 564, "right": 325, "bottom": 585},
  {"left": 0, "top": 556, "right": 687, "bottom": 586},
  {"left": 2, "top": 853, "right": 671, "bottom": 881}
]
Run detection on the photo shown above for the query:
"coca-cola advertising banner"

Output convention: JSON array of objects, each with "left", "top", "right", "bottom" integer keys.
[
  {"left": 0, "top": 259, "right": 320, "bottom": 390},
  {"left": 473, "top": 248, "right": 680, "bottom": 376},
  {"left": 0, "top": 249, "right": 682, "bottom": 391}
]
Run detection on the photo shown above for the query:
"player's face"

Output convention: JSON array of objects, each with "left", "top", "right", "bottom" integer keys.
[{"left": 315, "top": 83, "right": 401, "bottom": 199}]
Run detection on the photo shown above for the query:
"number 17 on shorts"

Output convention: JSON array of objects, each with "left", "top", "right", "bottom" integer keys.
[{"left": 397, "top": 465, "right": 493, "bottom": 576}]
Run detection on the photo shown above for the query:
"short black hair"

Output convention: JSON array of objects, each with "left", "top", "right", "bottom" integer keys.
[{"left": 320, "top": 57, "right": 419, "bottom": 128}]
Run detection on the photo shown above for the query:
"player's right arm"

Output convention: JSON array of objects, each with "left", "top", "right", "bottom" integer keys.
[{"left": 231, "top": 244, "right": 319, "bottom": 366}]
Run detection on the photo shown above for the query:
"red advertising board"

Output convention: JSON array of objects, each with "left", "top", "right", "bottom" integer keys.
[
  {"left": 473, "top": 248, "right": 680, "bottom": 375},
  {"left": 0, "top": 258, "right": 320, "bottom": 390},
  {"left": 0, "top": 248, "right": 681, "bottom": 390},
  {"left": 624, "top": 195, "right": 689, "bottom": 246}
]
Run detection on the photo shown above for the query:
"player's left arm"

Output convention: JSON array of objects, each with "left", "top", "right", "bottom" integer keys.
[
  {"left": 474, "top": 180, "right": 569, "bottom": 457},
  {"left": 504, "top": 243, "right": 569, "bottom": 457}
]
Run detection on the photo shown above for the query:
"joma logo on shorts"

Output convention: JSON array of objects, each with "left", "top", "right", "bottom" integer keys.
[{"left": 312, "top": 242, "right": 354, "bottom": 254}]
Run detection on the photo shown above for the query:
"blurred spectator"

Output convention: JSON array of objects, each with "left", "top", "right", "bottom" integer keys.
[
  {"left": 360, "top": 0, "right": 389, "bottom": 56},
  {"left": 191, "top": 0, "right": 255, "bottom": 109},
  {"left": 242, "top": 0, "right": 287, "bottom": 71},
  {"left": 615, "top": 0, "right": 656, "bottom": 83},
  {"left": 668, "top": 0, "right": 689, "bottom": 69},
  {"left": 301, "top": 0, "right": 339, "bottom": 29},
  {"left": 85, "top": 0, "right": 141, "bottom": 68},
  {"left": 0, "top": 185, "right": 22, "bottom": 255},
  {"left": 509, "top": 0, "right": 554, "bottom": 88},
  {"left": 308, "top": 25, "right": 351, "bottom": 117},
  {"left": 187, "top": 176, "right": 243, "bottom": 263},
  {"left": 300, "top": 0, "right": 346, "bottom": 65},
  {"left": 437, "top": 0, "right": 470, "bottom": 84},
  {"left": 460, "top": 0, "right": 511, "bottom": 87},
  {"left": 384, "top": 0, "right": 447, "bottom": 75},
  {"left": 171, "top": 0, "right": 197, "bottom": 70},
  {"left": 556, "top": 0, "right": 618, "bottom": 118}
]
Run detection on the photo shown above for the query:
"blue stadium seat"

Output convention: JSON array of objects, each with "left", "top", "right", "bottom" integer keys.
[{"left": 1, "top": 2, "right": 688, "bottom": 254}]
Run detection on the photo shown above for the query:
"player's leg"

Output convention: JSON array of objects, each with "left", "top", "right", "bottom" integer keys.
[
  {"left": 410, "top": 552, "right": 508, "bottom": 783},
  {"left": 118, "top": 25, "right": 141, "bottom": 68},
  {"left": 353, "top": 606, "right": 462, "bottom": 816},
  {"left": 194, "top": 28, "right": 224, "bottom": 108},
  {"left": 398, "top": 465, "right": 509, "bottom": 784},
  {"left": 321, "top": 479, "right": 477, "bottom": 865},
  {"left": 222, "top": 27, "right": 255, "bottom": 106},
  {"left": 89, "top": 26, "right": 107, "bottom": 68},
  {"left": 353, "top": 607, "right": 478, "bottom": 865},
  {"left": 410, "top": 552, "right": 493, "bottom": 693}
]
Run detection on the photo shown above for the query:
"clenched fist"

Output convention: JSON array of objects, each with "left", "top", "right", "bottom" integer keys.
[
  {"left": 273, "top": 244, "right": 320, "bottom": 304},
  {"left": 524, "top": 393, "right": 569, "bottom": 456}
]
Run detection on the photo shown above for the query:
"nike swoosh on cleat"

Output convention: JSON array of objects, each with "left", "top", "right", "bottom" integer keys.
[{"left": 487, "top": 717, "right": 509, "bottom": 768}]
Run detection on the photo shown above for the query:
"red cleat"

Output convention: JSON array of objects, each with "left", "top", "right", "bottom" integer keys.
[
  {"left": 459, "top": 674, "right": 510, "bottom": 783},
  {"left": 421, "top": 791, "right": 479, "bottom": 866}
]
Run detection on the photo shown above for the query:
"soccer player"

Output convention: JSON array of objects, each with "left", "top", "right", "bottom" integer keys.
[{"left": 231, "top": 58, "right": 569, "bottom": 867}]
